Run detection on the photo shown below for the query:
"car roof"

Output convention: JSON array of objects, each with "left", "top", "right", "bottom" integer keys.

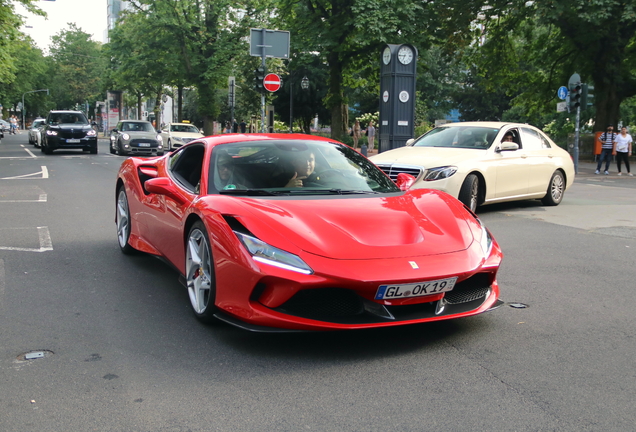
[
  {"left": 122, "top": 120, "right": 152, "bottom": 123},
  {"left": 49, "top": 110, "right": 84, "bottom": 114},
  {"left": 438, "top": 121, "right": 539, "bottom": 130}
]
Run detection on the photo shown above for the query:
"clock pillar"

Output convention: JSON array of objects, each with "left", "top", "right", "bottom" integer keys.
[{"left": 378, "top": 44, "right": 417, "bottom": 152}]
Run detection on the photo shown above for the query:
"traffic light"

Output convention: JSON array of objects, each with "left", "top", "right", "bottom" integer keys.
[
  {"left": 582, "top": 84, "right": 594, "bottom": 108},
  {"left": 254, "top": 65, "right": 266, "bottom": 93},
  {"left": 569, "top": 82, "right": 582, "bottom": 109}
]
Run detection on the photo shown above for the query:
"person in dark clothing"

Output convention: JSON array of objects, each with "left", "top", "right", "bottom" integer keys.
[
  {"left": 239, "top": 120, "right": 247, "bottom": 133},
  {"left": 232, "top": 119, "right": 239, "bottom": 133}
]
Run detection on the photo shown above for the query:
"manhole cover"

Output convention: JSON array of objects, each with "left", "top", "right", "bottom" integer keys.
[
  {"left": 16, "top": 350, "right": 54, "bottom": 361},
  {"left": 509, "top": 302, "right": 529, "bottom": 309}
]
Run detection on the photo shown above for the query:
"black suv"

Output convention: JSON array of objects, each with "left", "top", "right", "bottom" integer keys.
[{"left": 41, "top": 110, "right": 98, "bottom": 154}]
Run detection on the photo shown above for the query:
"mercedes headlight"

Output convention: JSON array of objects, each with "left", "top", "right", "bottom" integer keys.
[
  {"left": 234, "top": 232, "right": 313, "bottom": 275},
  {"left": 423, "top": 166, "right": 457, "bottom": 181}
]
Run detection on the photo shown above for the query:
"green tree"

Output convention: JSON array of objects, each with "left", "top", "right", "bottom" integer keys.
[
  {"left": 0, "top": 0, "right": 44, "bottom": 84},
  {"left": 477, "top": 0, "right": 636, "bottom": 131},
  {"left": 49, "top": 24, "right": 106, "bottom": 111}
]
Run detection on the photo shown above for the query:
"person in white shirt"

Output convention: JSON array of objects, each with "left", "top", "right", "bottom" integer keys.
[{"left": 615, "top": 126, "right": 633, "bottom": 176}]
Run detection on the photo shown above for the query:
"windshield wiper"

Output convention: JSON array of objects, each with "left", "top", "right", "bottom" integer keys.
[
  {"left": 219, "top": 189, "right": 282, "bottom": 196},
  {"left": 284, "top": 189, "right": 380, "bottom": 195}
]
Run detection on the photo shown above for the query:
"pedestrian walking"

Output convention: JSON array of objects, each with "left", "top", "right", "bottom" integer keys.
[
  {"left": 239, "top": 119, "right": 247, "bottom": 133},
  {"left": 366, "top": 121, "right": 376, "bottom": 151},
  {"left": 596, "top": 125, "right": 617, "bottom": 175},
  {"left": 352, "top": 120, "right": 361, "bottom": 149},
  {"left": 10, "top": 115, "right": 17, "bottom": 134},
  {"left": 615, "top": 126, "right": 633, "bottom": 176}
]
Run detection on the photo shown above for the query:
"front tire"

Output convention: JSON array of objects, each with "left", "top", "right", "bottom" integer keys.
[
  {"left": 116, "top": 140, "right": 126, "bottom": 156},
  {"left": 541, "top": 170, "right": 565, "bottom": 206},
  {"left": 116, "top": 186, "right": 136, "bottom": 254},
  {"left": 186, "top": 221, "right": 217, "bottom": 324},
  {"left": 458, "top": 174, "right": 480, "bottom": 212}
]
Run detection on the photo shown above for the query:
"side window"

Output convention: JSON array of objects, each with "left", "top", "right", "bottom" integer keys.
[
  {"left": 520, "top": 127, "right": 543, "bottom": 151},
  {"left": 501, "top": 128, "right": 521, "bottom": 148},
  {"left": 538, "top": 132, "right": 553, "bottom": 149},
  {"left": 169, "top": 144, "right": 205, "bottom": 193}
]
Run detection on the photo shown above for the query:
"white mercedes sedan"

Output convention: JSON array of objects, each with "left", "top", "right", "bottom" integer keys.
[{"left": 370, "top": 122, "right": 575, "bottom": 212}]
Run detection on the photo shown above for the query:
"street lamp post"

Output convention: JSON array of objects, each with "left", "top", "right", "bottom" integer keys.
[
  {"left": 22, "top": 89, "right": 49, "bottom": 130},
  {"left": 289, "top": 75, "right": 309, "bottom": 133}
]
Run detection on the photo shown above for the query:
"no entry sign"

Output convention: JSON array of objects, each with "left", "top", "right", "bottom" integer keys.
[{"left": 263, "top": 73, "right": 281, "bottom": 92}]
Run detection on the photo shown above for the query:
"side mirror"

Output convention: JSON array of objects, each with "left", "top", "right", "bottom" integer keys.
[
  {"left": 144, "top": 177, "right": 183, "bottom": 202},
  {"left": 157, "top": 129, "right": 162, "bottom": 134},
  {"left": 396, "top": 173, "right": 416, "bottom": 191},
  {"left": 112, "top": 128, "right": 118, "bottom": 133},
  {"left": 405, "top": 138, "right": 415, "bottom": 147},
  {"left": 496, "top": 142, "right": 519, "bottom": 153}
]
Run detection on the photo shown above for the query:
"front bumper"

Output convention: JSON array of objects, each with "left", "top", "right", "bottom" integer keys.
[
  {"left": 47, "top": 136, "right": 97, "bottom": 150},
  {"left": 213, "top": 237, "right": 503, "bottom": 331}
]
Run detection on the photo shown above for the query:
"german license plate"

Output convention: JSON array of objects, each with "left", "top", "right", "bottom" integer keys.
[
  {"left": 138, "top": 143, "right": 151, "bottom": 147},
  {"left": 67, "top": 139, "right": 80, "bottom": 143},
  {"left": 375, "top": 277, "right": 458, "bottom": 300}
]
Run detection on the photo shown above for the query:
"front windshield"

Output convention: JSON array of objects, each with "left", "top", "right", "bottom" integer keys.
[
  {"left": 122, "top": 122, "right": 154, "bottom": 132},
  {"left": 48, "top": 113, "right": 89, "bottom": 125},
  {"left": 413, "top": 126, "right": 500, "bottom": 149},
  {"left": 209, "top": 140, "right": 399, "bottom": 195},
  {"left": 171, "top": 124, "right": 199, "bottom": 133}
]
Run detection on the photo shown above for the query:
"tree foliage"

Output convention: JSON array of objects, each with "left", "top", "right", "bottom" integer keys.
[
  {"left": 0, "top": 0, "right": 44, "bottom": 84},
  {"left": 48, "top": 24, "right": 106, "bottom": 110}
]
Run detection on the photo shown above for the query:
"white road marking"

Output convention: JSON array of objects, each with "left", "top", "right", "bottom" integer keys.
[
  {"left": 0, "top": 193, "right": 47, "bottom": 203},
  {"left": 19, "top": 145, "right": 37, "bottom": 158},
  {"left": 0, "top": 166, "right": 48, "bottom": 180},
  {"left": 0, "top": 259, "right": 4, "bottom": 307},
  {"left": 0, "top": 227, "right": 53, "bottom": 252}
]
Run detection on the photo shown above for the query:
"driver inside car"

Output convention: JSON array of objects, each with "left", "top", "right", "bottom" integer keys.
[{"left": 284, "top": 151, "right": 322, "bottom": 187}]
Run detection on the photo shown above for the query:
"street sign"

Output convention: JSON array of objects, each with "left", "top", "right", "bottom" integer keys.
[
  {"left": 557, "top": 86, "right": 568, "bottom": 100},
  {"left": 250, "top": 29, "right": 290, "bottom": 59},
  {"left": 556, "top": 102, "right": 567, "bottom": 112},
  {"left": 263, "top": 73, "right": 281, "bottom": 92}
]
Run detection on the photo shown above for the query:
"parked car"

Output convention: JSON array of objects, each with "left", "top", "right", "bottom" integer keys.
[
  {"left": 370, "top": 122, "right": 575, "bottom": 212},
  {"left": 28, "top": 118, "right": 46, "bottom": 147},
  {"left": 160, "top": 122, "right": 204, "bottom": 151},
  {"left": 0, "top": 119, "right": 10, "bottom": 133},
  {"left": 115, "top": 133, "right": 503, "bottom": 331},
  {"left": 110, "top": 120, "right": 163, "bottom": 156},
  {"left": 41, "top": 110, "right": 98, "bottom": 154}
]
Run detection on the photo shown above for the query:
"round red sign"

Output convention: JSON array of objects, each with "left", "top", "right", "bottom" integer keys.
[{"left": 263, "top": 73, "right": 281, "bottom": 92}]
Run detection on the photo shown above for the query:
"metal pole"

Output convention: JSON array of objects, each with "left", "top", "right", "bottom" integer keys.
[
  {"left": 574, "top": 104, "right": 580, "bottom": 174},
  {"left": 289, "top": 72, "right": 293, "bottom": 133},
  {"left": 260, "top": 29, "right": 267, "bottom": 133},
  {"left": 230, "top": 79, "right": 235, "bottom": 131}
]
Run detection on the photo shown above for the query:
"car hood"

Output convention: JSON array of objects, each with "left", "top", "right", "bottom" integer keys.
[
  {"left": 227, "top": 190, "right": 474, "bottom": 260},
  {"left": 124, "top": 131, "right": 158, "bottom": 139},
  {"left": 370, "top": 146, "right": 488, "bottom": 168},
  {"left": 49, "top": 124, "right": 92, "bottom": 131},
  {"left": 169, "top": 132, "right": 204, "bottom": 139}
]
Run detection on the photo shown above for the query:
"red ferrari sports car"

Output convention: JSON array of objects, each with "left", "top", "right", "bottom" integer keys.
[{"left": 115, "top": 133, "right": 503, "bottom": 331}]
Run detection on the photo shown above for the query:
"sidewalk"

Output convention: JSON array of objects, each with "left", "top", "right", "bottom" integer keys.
[{"left": 575, "top": 159, "right": 636, "bottom": 179}]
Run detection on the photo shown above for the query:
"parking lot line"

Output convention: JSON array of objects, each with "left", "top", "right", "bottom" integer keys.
[
  {"left": 19, "top": 145, "right": 37, "bottom": 158},
  {"left": 0, "top": 193, "right": 47, "bottom": 203},
  {"left": 0, "top": 166, "right": 48, "bottom": 180},
  {"left": 0, "top": 227, "right": 53, "bottom": 252}
]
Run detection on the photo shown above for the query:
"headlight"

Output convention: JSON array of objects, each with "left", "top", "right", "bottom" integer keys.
[
  {"left": 122, "top": 133, "right": 130, "bottom": 140},
  {"left": 46, "top": 130, "right": 58, "bottom": 136},
  {"left": 174, "top": 136, "right": 184, "bottom": 142},
  {"left": 156, "top": 134, "right": 163, "bottom": 142},
  {"left": 423, "top": 166, "right": 457, "bottom": 181},
  {"left": 234, "top": 232, "right": 313, "bottom": 275},
  {"left": 87, "top": 129, "right": 96, "bottom": 136},
  {"left": 478, "top": 221, "right": 493, "bottom": 257}
]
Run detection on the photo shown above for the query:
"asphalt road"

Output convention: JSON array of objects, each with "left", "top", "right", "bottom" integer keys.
[{"left": 1, "top": 131, "right": 635, "bottom": 431}]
